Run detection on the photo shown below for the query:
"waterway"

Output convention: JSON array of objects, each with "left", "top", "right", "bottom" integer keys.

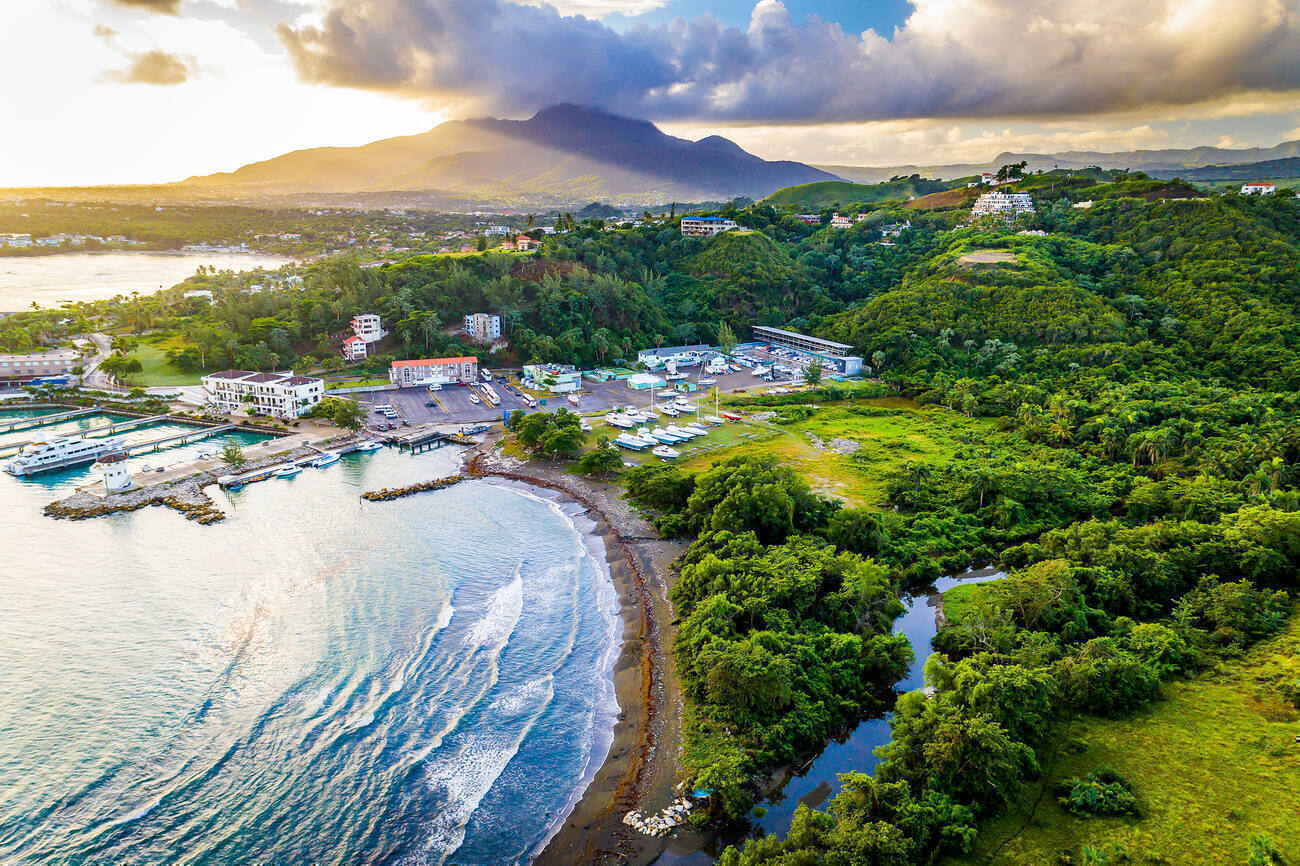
[
  {"left": 0, "top": 251, "right": 290, "bottom": 310},
  {"left": 0, "top": 411, "right": 620, "bottom": 864},
  {"left": 656, "top": 569, "right": 1006, "bottom": 865}
]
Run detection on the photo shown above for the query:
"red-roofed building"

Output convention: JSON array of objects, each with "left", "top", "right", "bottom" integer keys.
[
  {"left": 389, "top": 356, "right": 479, "bottom": 387},
  {"left": 515, "top": 235, "right": 539, "bottom": 251},
  {"left": 342, "top": 335, "right": 367, "bottom": 361}
]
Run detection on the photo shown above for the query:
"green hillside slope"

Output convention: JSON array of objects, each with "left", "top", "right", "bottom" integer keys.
[{"left": 762, "top": 176, "right": 967, "bottom": 209}]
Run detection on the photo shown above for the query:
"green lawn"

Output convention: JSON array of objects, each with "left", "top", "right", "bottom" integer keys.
[
  {"left": 127, "top": 342, "right": 201, "bottom": 387},
  {"left": 950, "top": 611, "right": 1300, "bottom": 865},
  {"left": 680, "top": 398, "right": 993, "bottom": 507}
]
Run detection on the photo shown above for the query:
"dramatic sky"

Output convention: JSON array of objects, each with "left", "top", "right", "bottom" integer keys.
[{"left": 5, "top": 0, "right": 1300, "bottom": 186}]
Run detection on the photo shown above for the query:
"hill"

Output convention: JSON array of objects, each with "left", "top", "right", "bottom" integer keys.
[
  {"left": 1164, "top": 156, "right": 1300, "bottom": 182},
  {"left": 762, "top": 176, "right": 964, "bottom": 209},
  {"left": 819, "top": 137, "right": 1300, "bottom": 184},
  {"left": 179, "top": 104, "right": 838, "bottom": 208}
]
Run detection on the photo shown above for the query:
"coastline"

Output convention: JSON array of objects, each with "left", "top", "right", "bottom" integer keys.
[{"left": 463, "top": 441, "right": 689, "bottom": 866}]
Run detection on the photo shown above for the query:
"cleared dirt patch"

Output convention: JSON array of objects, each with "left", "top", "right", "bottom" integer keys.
[{"left": 959, "top": 249, "right": 1018, "bottom": 266}]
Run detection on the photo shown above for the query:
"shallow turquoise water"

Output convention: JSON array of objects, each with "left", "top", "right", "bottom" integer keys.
[{"left": 0, "top": 420, "right": 619, "bottom": 864}]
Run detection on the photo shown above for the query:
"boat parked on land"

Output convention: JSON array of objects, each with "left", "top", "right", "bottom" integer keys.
[
  {"left": 613, "top": 433, "right": 649, "bottom": 451},
  {"left": 652, "top": 445, "right": 680, "bottom": 460},
  {"left": 605, "top": 413, "right": 634, "bottom": 429},
  {"left": 658, "top": 405, "right": 680, "bottom": 417}
]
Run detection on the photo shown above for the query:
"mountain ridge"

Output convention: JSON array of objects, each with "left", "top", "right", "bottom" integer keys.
[{"left": 180, "top": 104, "right": 838, "bottom": 207}]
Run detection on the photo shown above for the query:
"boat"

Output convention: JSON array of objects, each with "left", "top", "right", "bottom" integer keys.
[
  {"left": 354, "top": 440, "right": 383, "bottom": 452},
  {"left": 579, "top": 419, "right": 592, "bottom": 432},
  {"left": 721, "top": 411, "right": 744, "bottom": 421},
  {"left": 312, "top": 452, "right": 340, "bottom": 467},
  {"left": 468, "top": 392, "right": 481, "bottom": 404},
  {"left": 705, "top": 415, "right": 726, "bottom": 425},
  {"left": 273, "top": 464, "right": 302, "bottom": 478},
  {"left": 613, "top": 433, "right": 649, "bottom": 451},
  {"left": 685, "top": 423, "right": 710, "bottom": 434},
  {"left": 566, "top": 393, "right": 581, "bottom": 406},
  {"left": 4, "top": 435, "right": 128, "bottom": 476},
  {"left": 666, "top": 425, "right": 704, "bottom": 439},
  {"left": 652, "top": 445, "right": 680, "bottom": 460},
  {"left": 698, "top": 378, "right": 717, "bottom": 386},
  {"left": 604, "top": 412, "right": 634, "bottom": 429},
  {"left": 658, "top": 405, "right": 680, "bottom": 417},
  {"left": 651, "top": 429, "right": 686, "bottom": 444}
]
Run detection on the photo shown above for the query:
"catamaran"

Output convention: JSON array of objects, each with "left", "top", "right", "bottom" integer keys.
[{"left": 4, "top": 435, "right": 126, "bottom": 476}]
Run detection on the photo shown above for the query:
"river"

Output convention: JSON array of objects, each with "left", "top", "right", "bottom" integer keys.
[
  {"left": 0, "top": 251, "right": 290, "bottom": 310},
  {"left": 0, "top": 413, "right": 620, "bottom": 864}
]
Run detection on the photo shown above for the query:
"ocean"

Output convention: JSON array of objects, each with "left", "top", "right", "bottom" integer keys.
[{"left": 0, "top": 415, "right": 620, "bottom": 864}]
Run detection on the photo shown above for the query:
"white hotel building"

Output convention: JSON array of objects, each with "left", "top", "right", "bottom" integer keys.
[
  {"left": 201, "top": 370, "right": 325, "bottom": 419},
  {"left": 350, "top": 313, "right": 387, "bottom": 344},
  {"left": 971, "top": 192, "right": 1036, "bottom": 220}
]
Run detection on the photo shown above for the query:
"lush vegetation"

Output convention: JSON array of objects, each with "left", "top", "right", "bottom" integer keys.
[{"left": 761, "top": 176, "right": 966, "bottom": 210}]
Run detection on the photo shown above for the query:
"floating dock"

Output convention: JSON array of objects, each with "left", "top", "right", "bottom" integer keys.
[{"left": 0, "top": 408, "right": 97, "bottom": 434}]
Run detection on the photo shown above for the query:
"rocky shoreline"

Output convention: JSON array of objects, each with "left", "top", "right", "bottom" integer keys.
[
  {"left": 462, "top": 441, "right": 692, "bottom": 866},
  {"left": 360, "top": 475, "right": 463, "bottom": 501}
]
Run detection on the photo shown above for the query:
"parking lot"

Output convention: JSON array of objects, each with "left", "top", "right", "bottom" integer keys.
[{"left": 348, "top": 367, "right": 777, "bottom": 429}]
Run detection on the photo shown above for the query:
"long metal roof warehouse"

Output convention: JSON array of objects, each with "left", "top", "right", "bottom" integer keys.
[{"left": 752, "top": 326, "right": 855, "bottom": 358}]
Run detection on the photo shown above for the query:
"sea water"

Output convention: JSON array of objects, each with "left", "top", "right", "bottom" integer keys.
[{"left": 0, "top": 421, "right": 620, "bottom": 864}]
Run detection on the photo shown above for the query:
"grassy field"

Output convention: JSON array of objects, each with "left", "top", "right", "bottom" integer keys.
[
  {"left": 679, "top": 397, "right": 992, "bottom": 508},
  {"left": 940, "top": 581, "right": 992, "bottom": 624},
  {"left": 127, "top": 340, "right": 201, "bottom": 387},
  {"left": 951, "top": 611, "right": 1300, "bottom": 865}
]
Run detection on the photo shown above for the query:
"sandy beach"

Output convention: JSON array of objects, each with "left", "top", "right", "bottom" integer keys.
[{"left": 464, "top": 441, "right": 691, "bottom": 865}]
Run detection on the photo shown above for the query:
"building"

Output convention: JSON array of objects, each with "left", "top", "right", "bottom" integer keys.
[
  {"left": 388, "top": 356, "right": 479, "bottom": 388},
  {"left": 515, "top": 235, "right": 540, "bottom": 251},
  {"left": 627, "top": 373, "right": 666, "bottom": 390},
  {"left": 523, "top": 363, "right": 583, "bottom": 393},
  {"left": 342, "top": 335, "right": 367, "bottom": 361},
  {"left": 1242, "top": 182, "right": 1277, "bottom": 195},
  {"left": 971, "top": 192, "right": 1036, "bottom": 220},
  {"left": 880, "top": 220, "right": 911, "bottom": 238},
  {"left": 0, "top": 233, "right": 32, "bottom": 248},
  {"left": 637, "top": 344, "right": 713, "bottom": 370},
  {"left": 201, "top": 370, "right": 324, "bottom": 419},
  {"left": 484, "top": 225, "right": 511, "bottom": 236},
  {"left": 0, "top": 348, "right": 82, "bottom": 383},
  {"left": 793, "top": 214, "right": 821, "bottom": 225},
  {"left": 680, "top": 216, "right": 740, "bottom": 238},
  {"left": 829, "top": 213, "right": 853, "bottom": 229},
  {"left": 464, "top": 313, "right": 502, "bottom": 343},
  {"left": 350, "top": 313, "right": 387, "bottom": 344},
  {"left": 751, "top": 325, "right": 864, "bottom": 375}
]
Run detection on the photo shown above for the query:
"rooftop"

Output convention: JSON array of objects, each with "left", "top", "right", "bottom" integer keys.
[
  {"left": 752, "top": 325, "right": 854, "bottom": 351},
  {"left": 391, "top": 356, "right": 477, "bottom": 368}
]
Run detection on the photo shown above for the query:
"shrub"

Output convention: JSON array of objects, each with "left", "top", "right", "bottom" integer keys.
[{"left": 1055, "top": 766, "right": 1140, "bottom": 817}]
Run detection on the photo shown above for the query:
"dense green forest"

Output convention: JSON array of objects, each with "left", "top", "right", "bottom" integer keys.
[{"left": 6, "top": 180, "right": 1300, "bottom": 862}]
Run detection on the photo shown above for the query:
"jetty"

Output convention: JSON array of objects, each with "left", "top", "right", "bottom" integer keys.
[
  {"left": 389, "top": 423, "right": 493, "bottom": 454},
  {"left": 0, "top": 408, "right": 96, "bottom": 434},
  {"left": 0, "top": 414, "right": 171, "bottom": 457},
  {"left": 120, "top": 423, "right": 237, "bottom": 456}
]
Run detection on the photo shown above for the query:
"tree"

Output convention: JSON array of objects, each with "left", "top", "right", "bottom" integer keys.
[
  {"left": 576, "top": 438, "right": 623, "bottom": 478},
  {"left": 330, "top": 398, "right": 366, "bottom": 431},
  {"left": 716, "top": 320, "right": 738, "bottom": 354},
  {"left": 220, "top": 440, "right": 247, "bottom": 470},
  {"left": 803, "top": 362, "right": 823, "bottom": 385}
]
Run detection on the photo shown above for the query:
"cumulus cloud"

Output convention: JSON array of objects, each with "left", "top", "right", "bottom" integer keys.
[
  {"left": 513, "top": 0, "right": 670, "bottom": 15},
  {"left": 276, "top": 0, "right": 1300, "bottom": 123},
  {"left": 104, "top": 0, "right": 183, "bottom": 13},
  {"left": 100, "top": 49, "right": 198, "bottom": 84}
]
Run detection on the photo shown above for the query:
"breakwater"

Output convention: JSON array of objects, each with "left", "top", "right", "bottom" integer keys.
[
  {"left": 360, "top": 475, "right": 464, "bottom": 501},
  {"left": 45, "top": 476, "right": 226, "bottom": 524}
]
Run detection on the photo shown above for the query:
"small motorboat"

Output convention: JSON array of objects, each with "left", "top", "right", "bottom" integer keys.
[
  {"left": 658, "top": 405, "right": 680, "bottom": 417},
  {"left": 273, "top": 465, "right": 302, "bottom": 478},
  {"left": 652, "top": 445, "right": 680, "bottom": 460},
  {"left": 312, "top": 452, "right": 341, "bottom": 468},
  {"left": 705, "top": 415, "right": 726, "bottom": 425},
  {"left": 579, "top": 419, "right": 592, "bottom": 432},
  {"left": 567, "top": 393, "right": 581, "bottom": 406},
  {"left": 355, "top": 440, "right": 382, "bottom": 452}
]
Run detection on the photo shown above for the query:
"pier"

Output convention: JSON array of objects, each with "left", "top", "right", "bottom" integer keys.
[
  {"left": 0, "top": 414, "right": 171, "bottom": 457},
  {"left": 0, "top": 408, "right": 97, "bottom": 434},
  {"left": 391, "top": 423, "right": 492, "bottom": 454},
  {"left": 121, "top": 424, "right": 237, "bottom": 455}
]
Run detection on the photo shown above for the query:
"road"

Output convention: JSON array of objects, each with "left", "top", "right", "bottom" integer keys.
[{"left": 81, "top": 332, "right": 119, "bottom": 391}]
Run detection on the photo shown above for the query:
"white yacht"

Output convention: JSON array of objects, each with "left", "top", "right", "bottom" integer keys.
[
  {"left": 605, "top": 413, "right": 635, "bottom": 429},
  {"left": 4, "top": 435, "right": 127, "bottom": 476},
  {"left": 651, "top": 445, "right": 680, "bottom": 460}
]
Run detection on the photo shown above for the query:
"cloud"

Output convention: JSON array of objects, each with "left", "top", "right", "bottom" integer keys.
[
  {"left": 100, "top": 49, "right": 197, "bottom": 84},
  {"left": 276, "top": 0, "right": 1300, "bottom": 124},
  {"left": 103, "top": 0, "right": 183, "bottom": 13},
  {"left": 512, "top": 0, "right": 670, "bottom": 15}
]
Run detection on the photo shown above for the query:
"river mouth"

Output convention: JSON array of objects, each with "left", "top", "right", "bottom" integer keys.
[{"left": 0, "top": 438, "right": 621, "bottom": 865}]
